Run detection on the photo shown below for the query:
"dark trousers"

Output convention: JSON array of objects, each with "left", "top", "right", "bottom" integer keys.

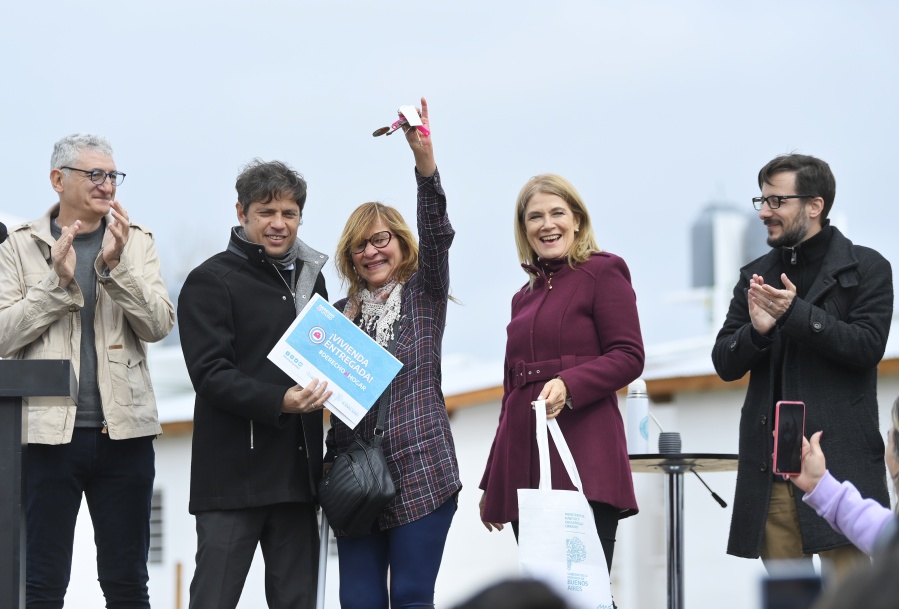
[
  {"left": 25, "top": 428, "right": 155, "bottom": 609},
  {"left": 335, "top": 495, "right": 457, "bottom": 609},
  {"left": 512, "top": 501, "right": 620, "bottom": 572},
  {"left": 189, "top": 502, "right": 319, "bottom": 609}
]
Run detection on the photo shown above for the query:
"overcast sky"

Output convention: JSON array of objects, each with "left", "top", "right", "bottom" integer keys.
[{"left": 3, "top": 1, "right": 898, "bottom": 372}]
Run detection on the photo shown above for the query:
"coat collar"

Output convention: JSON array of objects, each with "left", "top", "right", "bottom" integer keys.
[
  {"left": 27, "top": 203, "right": 116, "bottom": 252},
  {"left": 521, "top": 256, "right": 567, "bottom": 277},
  {"left": 741, "top": 225, "right": 859, "bottom": 304},
  {"left": 226, "top": 226, "right": 328, "bottom": 269}
]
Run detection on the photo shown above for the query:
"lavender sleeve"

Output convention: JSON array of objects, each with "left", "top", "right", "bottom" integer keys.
[{"left": 802, "top": 471, "right": 894, "bottom": 555}]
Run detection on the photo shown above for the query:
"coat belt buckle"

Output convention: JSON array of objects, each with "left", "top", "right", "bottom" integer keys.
[{"left": 512, "top": 361, "right": 526, "bottom": 388}]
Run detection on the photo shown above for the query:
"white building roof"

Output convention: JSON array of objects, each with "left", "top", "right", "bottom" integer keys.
[{"left": 151, "top": 313, "right": 899, "bottom": 425}]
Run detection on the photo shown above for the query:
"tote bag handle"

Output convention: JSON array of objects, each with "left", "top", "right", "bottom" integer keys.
[{"left": 533, "top": 400, "right": 585, "bottom": 492}]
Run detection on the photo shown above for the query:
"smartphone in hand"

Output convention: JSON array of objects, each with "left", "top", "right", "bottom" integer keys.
[{"left": 773, "top": 401, "right": 805, "bottom": 475}]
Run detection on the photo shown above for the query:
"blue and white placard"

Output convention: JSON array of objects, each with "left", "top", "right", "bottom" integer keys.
[{"left": 267, "top": 293, "right": 403, "bottom": 429}]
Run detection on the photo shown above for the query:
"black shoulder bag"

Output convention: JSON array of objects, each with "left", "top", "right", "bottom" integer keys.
[{"left": 318, "top": 320, "right": 399, "bottom": 537}]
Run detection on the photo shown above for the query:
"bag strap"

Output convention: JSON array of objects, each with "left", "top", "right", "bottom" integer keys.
[
  {"left": 371, "top": 317, "right": 401, "bottom": 448},
  {"left": 548, "top": 418, "right": 584, "bottom": 491},
  {"left": 532, "top": 400, "right": 585, "bottom": 492},
  {"left": 534, "top": 400, "right": 552, "bottom": 490}
]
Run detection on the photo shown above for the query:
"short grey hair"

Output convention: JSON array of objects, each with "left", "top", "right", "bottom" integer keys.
[{"left": 50, "top": 134, "right": 114, "bottom": 170}]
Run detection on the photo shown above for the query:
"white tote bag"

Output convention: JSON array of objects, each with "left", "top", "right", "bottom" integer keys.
[{"left": 518, "top": 401, "right": 614, "bottom": 609}]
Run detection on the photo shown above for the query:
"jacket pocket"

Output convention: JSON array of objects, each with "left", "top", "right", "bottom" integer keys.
[{"left": 107, "top": 347, "right": 150, "bottom": 407}]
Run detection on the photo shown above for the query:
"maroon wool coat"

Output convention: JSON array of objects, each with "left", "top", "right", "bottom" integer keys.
[{"left": 480, "top": 252, "right": 644, "bottom": 523}]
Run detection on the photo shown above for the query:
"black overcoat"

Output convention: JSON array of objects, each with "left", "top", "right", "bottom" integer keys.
[
  {"left": 179, "top": 231, "right": 328, "bottom": 513},
  {"left": 712, "top": 226, "right": 892, "bottom": 557}
]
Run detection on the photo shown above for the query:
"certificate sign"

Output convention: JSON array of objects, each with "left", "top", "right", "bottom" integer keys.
[{"left": 268, "top": 293, "right": 402, "bottom": 429}]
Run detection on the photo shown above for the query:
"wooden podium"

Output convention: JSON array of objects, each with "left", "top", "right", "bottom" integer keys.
[{"left": 0, "top": 360, "right": 77, "bottom": 609}]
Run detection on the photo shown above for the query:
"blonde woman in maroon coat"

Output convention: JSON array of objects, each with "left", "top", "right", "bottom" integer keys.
[{"left": 479, "top": 174, "right": 645, "bottom": 570}]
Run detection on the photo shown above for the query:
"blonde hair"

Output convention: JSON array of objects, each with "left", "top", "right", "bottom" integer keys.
[
  {"left": 335, "top": 202, "right": 419, "bottom": 301},
  {"left": 513, "top": 174, "right": 600, "bottom": 280}
]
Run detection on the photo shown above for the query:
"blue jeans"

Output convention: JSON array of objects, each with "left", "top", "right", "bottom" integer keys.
[
  {"left": 335, "top": 495, "right": 457, "bottom": 609},
  {"left": 25, "top": 428, "right": 155, "bottom": 609}
]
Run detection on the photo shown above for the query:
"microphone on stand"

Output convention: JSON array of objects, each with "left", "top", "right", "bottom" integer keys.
[
  {"left": 650, "top": 412, "right": 728, "bottom": 508},
  {"left": 691, "top": 469, "right": 728, "bottom": 508}
]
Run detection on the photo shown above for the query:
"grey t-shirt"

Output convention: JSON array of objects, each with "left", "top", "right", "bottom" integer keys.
[{"left": 51, "top": 218, "right": 104, "bottom": 428}]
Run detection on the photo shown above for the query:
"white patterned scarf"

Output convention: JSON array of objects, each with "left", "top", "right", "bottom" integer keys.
[{"left": 343, "top": 279, "right": 403, "bottom": 347}]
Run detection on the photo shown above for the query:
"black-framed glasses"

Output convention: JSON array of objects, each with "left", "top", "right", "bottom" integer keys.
[
  {"left": 352, "top": 230, "right": 392, "bottom": 254},
  {"left": 61, "top": 166, "right": 126, "bottom": 186},
  {"left": 751, "top": 195, "right": 814, "bottom": 211}
]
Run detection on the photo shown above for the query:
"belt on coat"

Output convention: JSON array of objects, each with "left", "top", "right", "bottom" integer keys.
[{"left": 509, "top": 355, "right": 595, "bottom": 389}]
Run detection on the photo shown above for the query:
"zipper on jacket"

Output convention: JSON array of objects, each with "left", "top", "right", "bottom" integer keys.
[
  {"left": 101, "top": 419, "right": 108, "bottom": 434},
  {"left": 250, "top": 420, "right": 254, "bottom": 449}
]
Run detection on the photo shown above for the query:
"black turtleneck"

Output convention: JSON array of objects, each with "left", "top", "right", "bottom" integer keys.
[{"left": 779, "top": 222, "right": 832, "bottom": 301}]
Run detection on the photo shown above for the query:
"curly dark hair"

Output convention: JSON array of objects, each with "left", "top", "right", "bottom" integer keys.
[{"left": 235, "top": 159, "right": 307, "bottom": 215}]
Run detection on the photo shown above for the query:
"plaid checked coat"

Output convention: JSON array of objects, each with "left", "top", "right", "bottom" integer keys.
[{"left": 327, "top": 167, "right": 462, "bottom": 529}]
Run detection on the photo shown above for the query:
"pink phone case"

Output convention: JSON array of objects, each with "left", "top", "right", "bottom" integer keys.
[{"left": 773, "top": 400, "right": 805, "bottom": 475}]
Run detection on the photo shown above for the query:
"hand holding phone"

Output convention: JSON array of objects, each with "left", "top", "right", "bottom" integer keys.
[
  {"left": 789, "top": 431, "right": 826, "bottom": 493},
  {"left": 774, "top": 401, "right": 805, "bottom": 475}
]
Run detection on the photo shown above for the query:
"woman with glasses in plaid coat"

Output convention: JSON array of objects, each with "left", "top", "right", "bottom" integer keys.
[{"left": 325, "top": 98, "right": 461, "bottom": 609}]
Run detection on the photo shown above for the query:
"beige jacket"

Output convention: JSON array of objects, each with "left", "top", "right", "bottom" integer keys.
[{"left": 0, "top": 205, "right": 174, "bottom": 444}]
